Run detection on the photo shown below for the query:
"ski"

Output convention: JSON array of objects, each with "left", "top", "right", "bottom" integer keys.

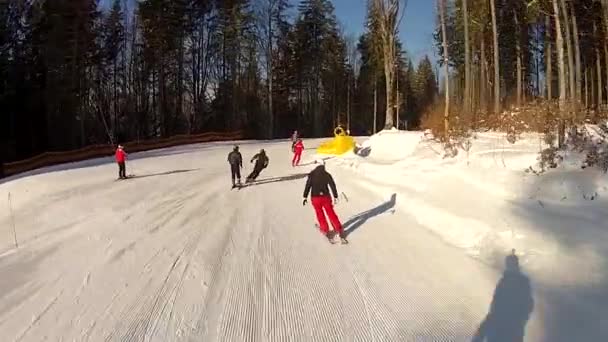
[{"left": 314, "top": 225, "right": 347, "bottom": 244}]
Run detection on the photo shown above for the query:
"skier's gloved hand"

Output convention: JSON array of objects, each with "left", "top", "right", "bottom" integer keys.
[{"left": 302, "top": 198, "right": 308, "bottom": 206}]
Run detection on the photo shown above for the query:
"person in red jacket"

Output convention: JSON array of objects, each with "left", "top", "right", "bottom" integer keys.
[
  {"left": 115, "top": 145, "right": 128, "bottom": 179},
  {"left": 292, "top": 139, "right": 304, "bottom": 166}
]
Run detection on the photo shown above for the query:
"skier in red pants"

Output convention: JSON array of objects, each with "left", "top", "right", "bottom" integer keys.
[
  {"left": 292, "top": 139, "right": 304, "bottom": 166},
  {"left": 302, "top": 160, "right": 347, "bottom": 244}
]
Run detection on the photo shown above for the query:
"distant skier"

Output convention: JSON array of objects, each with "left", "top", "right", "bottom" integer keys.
[
  {"left": 302, "top": 160, "right": 347, "bottom": 244},
  {"left": 228, "top": 145, "right": 243, "bottom": 188},
  {"left": 246, "top": 149, "right": 269, "bottom": 182},
  {"left": 292, "top": 139, "right": 304, "bottom": 166},
  {"left": 291, "top": 130, "right": 299, "bottom": 151},
  {"left": 115, "top": 144, "right": 128, "bottom": 179}
]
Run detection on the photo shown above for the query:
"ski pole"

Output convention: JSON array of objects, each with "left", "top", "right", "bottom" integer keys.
[
  {"left": 8, "top": 192, "right": 18, "bottom": 248},
  {"left": 341, "top": 192, "right": 349, "bottom": 202}
]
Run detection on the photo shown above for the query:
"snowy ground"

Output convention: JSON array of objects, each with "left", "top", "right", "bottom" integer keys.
[{"left": 0, "top": 132, "right": 606, "bottom": 341}]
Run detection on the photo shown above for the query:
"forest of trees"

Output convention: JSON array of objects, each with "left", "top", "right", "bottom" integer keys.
[
  {"left": 434, "top": 0, "right": 608, "bottom": 146},
  {"left": 11, "top": 0, "right": 608, "bottom": 164},
  {"left": 1, "top": 0, "right": 439, "bottom": 164}
]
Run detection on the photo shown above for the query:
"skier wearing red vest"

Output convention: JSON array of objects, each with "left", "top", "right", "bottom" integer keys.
[
  {"left": 115, "top": 145, "right": 128, "bottom": 179},
  {"left": 292, "top": 139, "right": 304, "bottom": 166}
]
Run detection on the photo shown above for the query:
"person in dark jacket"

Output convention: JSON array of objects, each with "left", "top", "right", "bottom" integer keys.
[
  {"left": 227, "top": 145, "right": 243, "bottom": 187},
  {"left": 303, "top": 160, "right": 347, "bottom": 244},
  {"left": 246, "top": 149, "right": 269, "bottom": 182}
]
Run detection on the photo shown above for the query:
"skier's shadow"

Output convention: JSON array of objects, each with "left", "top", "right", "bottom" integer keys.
[
  {"left": 128, "top": 168, "right": 199, "bottom": 179},
  {"left": 472, "top": 251, "right": 534, "bottom": 342},
  {"left": 297, "top": 156, "right": 336, "bottom": 167},
  {"left": 343, "top": 193, "right": 397, "bottom": 238},
  {"left": 238, "top": 173, "right": 308, "bottom": 189}
]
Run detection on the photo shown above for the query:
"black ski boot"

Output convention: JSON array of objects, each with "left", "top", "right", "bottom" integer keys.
[{"left": 326, "top": 231, "right": 338, "bottom": 244}]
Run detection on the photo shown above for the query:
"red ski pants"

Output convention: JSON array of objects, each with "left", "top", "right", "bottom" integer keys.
[
  {"left": 292, "top": 150, "right": 303, "bottom": 166},
  {"left": 311, "top": 196, "right": 343, "bottom": 235}
]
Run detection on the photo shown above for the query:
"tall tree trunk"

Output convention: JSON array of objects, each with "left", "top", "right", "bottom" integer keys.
[
  {"left": 559, "top": 0, "right": 575, "bottom": 109},
  {"left": 552, "top": 0, "right": 566, "bottom": 147},
  {"left": 591, "top": 65, "right": 596, "bottom": 108},
  {"left": 113, "top": 59, "right": 118, "bottom": 138},
  {"left": 514, "top": 11, "right": 522, "bottom": 108},
  {"left": 546, "top": 16, "right": 552, "bottom": 100},
  {"left": 536, "top": 22, "right": 541, "bottom": 97},
  {"left": 571, "top": 4, "right": 582, "bottom": 106},
  {"left": 439, "top": 0, "right": 450, "bottom": 135},
  {"left": 375, "top": 0, "right": 401, "bottom": 129},
  {"left": 395, "top": 70, "right": 399, "bottom": 128},
  {"left": 595, "top": 23, "right": 603, "bottom": 108},
  {"left": 490, "top": 0, "right": 500, "bottom": 115},
  {"left": 480, "top": 33, "right": 487, "bottom": 111},
  {"left": 373, "top": 70, "right": 378, "bottom": 133},
  {"left": 602, "top": 1, "right": 608, "bottom": 110},
  {"left": 604, "top": 42, "right": 608, "bottom": 107},
  {"left": 267, "top": 5, "right": 273, "bottom": 139},
  {"left": 463, "top": 0, "right": 471, "bottom": 113},
  {"left": 585, "top": 67, "right": 589, "bottom": 110},
  {"left": 347, "top": 73, "right": 351, "bottom": 131}
]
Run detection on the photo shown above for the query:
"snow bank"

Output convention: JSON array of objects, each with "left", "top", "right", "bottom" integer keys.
[
  {"left": 335, "top": 129, "right": 608, "bottom": 287},
  {"left": 358, "top": 129, "right": 424, "bottom": 161}
]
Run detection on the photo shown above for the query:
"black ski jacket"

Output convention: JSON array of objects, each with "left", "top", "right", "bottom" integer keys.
[
  {"left": 303, "top": 165, "right": 338, "bottom": 198},
  {"left": 251, "top": 153, "right": 269, "bottom": 169},
  {"left": 228, "top": 151, "right": 243, "bottom": 167}
]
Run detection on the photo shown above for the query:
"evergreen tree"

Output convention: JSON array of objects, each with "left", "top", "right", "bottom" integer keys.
[{"left": 413, "top": 55, "right": 437, "bottom": 115}]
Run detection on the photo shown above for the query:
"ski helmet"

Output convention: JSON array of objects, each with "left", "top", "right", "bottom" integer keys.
[{"left": 233, "top": 145, "right": 239, "bottom": 151}]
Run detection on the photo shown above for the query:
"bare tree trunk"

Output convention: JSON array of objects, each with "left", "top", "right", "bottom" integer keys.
[
  {"left": 395, "top": 70, "right": 399, "bottom": 128},
  {"left": 602, "top": 1, "right": 608, "bottom": 111},
  {"left": 490, "top": 0, "right": 500, "bottom": 115},
  {"left": 585, "top": 67, "right": 589, "bottom": 110},
  {"left": 463, "top": 0, "right": 471, "bottom": 113},
  {"left": 552, "top": 0, "right": 566, "bottom": 147},
  {"left": 596, "top": 23, "right": 603, "bottom": 109},
  {"left": 267, "top": 1, "right": 274, "bottom": 138},
  {"left": 592, "top": 65, "right": 596, "bottom": 108},
  {"left": 546, "top": 16, "right": 552, "bottom": 100},
  {"left": 439, "top": 0, "right": 450, "bottom": 135},
  {"left": 514, "top": 11, "right": 522, "bottom": 108},
  {"left": 559, "top": 0, "right": 575, "bottom": 109},
  {"left": 347, "top": 73, "right": 351, "bottom": 131},
  {"left": 571, "top": 4, "right": 582, "bottom": 106},
  {"left": 480, "top": 34, "right": 487, "bottom": 111},
  {"left": 373, "top": 71, "right": 378, "bottom": 133},
  {"left": 375, "top": 0, "right": 403, "bottom": 129}
]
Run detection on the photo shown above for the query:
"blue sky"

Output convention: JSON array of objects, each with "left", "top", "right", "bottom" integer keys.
[
  {"left": 331, "top": 0, "right": 438, "bottom": 66},
  {"left": 100, "top": 0, "right": 438, "bottom": 66}
]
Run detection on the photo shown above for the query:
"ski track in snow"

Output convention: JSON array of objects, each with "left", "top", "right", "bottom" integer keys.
[{"left": 0, "top": 138, "right": 595, "bottom": 341}]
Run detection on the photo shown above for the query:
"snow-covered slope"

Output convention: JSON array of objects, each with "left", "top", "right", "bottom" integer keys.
[
  {"left": 0, "top": 133, "right": 605, "bottom": 341},
  {"left": 338, "top": 129, "right": 608, "bottom": 341}
]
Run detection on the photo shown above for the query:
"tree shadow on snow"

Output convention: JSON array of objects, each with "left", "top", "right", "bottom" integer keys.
[
  {"left": 238, "top": 173, "right": 308, "bottom": 189},
  {"left": 472, "top": 251, "right": 534, "bottom": 342},
  {"left": 342, "top": 193, "right": 396, "bottom": 238}
]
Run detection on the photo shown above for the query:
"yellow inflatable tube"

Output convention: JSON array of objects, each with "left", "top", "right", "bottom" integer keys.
[{"left": 316, "top": 127, "right": 355, "bottom": 155}]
